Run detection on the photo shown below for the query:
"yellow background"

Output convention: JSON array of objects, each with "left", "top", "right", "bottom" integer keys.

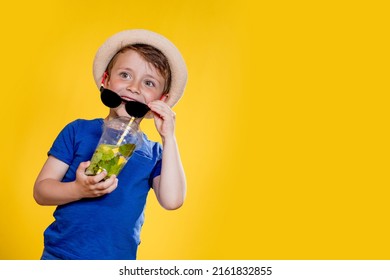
[{"left": 0, "top": 0, "right": 389, "bottom": 259}]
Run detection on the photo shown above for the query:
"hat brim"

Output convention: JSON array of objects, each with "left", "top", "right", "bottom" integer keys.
[{"left": 93, "top": 29, "right": 187, "bottom": 108}]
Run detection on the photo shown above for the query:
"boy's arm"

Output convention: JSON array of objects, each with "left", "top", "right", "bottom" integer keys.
[
  {"left": 149, "top": 99, "right": 186, "bottom": 210},
  {"left": 153, "top": 135, "right": 186, "bottom": 210},
  {"left": 33, "top": 156, "right": 118, "bottom": 206}
]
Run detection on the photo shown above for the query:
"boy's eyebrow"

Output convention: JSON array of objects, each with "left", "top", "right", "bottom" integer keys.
[{"left": 117, "top": 67, "right": 134, "bottom": 72}]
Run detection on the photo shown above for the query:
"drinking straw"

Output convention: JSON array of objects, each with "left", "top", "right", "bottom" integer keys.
[
  {"left": 116, "top": 117, "right": 135, "bottom": 145},
  {"left": 115, "top": 101, "right": 149, "bottom": 145}
]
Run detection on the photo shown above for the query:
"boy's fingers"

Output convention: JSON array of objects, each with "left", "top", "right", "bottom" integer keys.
[
  {"left": 93, "top": 170, "right": 108, "bottom": 183},
  {"left": 149, "top": 102, "right": 175, "bottom": 119},
  {"left": 104, "top": 178, "right": 119, "bottom": 193},
  {"left": 77, "top": 161, "right": 90, "bottom": 172},
  {"left": 95, "top": 175, "right": 117, "bottom": 190}
]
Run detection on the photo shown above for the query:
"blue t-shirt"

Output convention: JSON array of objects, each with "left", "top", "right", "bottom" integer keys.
[{"left": 43, "top": 118, "right": 162, "bottom": 260}]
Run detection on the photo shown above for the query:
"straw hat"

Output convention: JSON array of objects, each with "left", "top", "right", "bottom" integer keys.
[{"left": 93, "top": 29, "right": 187, "bottom": 107}]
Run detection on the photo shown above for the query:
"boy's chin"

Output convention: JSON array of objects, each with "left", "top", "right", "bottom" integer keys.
[{"left": 109, "top": 109, "right": 129, "bottom": 119}]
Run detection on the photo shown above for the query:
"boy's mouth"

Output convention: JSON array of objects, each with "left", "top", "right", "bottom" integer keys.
[
  {"left": 120, "top": 95, "right": 143, "bottom": 104},
  {"left": 120, "top": 95, "right": 136, "bottom": 101}
]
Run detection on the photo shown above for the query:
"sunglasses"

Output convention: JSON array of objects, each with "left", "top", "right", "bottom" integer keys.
[
  {"left": 100, "top": 87, "right": 150, "bottom": 118},
  {"left": 99, "top": 72, "right": 150, "bottom": 118}
]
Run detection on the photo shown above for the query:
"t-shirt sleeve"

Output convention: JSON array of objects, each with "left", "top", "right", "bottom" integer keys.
[
  {"left": 48, "top": 121, "right": 78, "bottom": 165},
  {"left": 150, "top": 159, "right": 162, "bottom": 178},
  {"left": 148, "top": 158, "right": 162, "bottom": 188}
]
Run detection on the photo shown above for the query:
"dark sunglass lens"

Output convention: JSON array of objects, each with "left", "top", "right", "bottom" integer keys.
[
  {"left": 125, "top": 101, "right": 150, "bottom": 118},
  {"left": 100, "top": 88, "right": 122, "bottom": 108}
]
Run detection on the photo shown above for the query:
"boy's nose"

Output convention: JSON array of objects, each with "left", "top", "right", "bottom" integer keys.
[{"left": 126, "top": 82, "right": 141, "bottom": 95}]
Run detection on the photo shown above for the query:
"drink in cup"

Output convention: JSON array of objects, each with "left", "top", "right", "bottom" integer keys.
[{"left": 85, "top": 116, "right": 141, "bottom": 179}]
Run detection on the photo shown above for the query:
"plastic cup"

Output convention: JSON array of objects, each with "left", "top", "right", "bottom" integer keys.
[{"left": 85, "top": 116, "right": 141, "bottom": 179}]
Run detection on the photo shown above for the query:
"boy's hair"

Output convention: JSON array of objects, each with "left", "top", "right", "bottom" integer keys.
[{"left": 106, "top": 44, "right": 172, "bottom": 94}]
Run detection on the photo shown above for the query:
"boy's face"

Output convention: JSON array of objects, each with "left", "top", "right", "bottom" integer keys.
[{"left": 105, "top": 49, "right": 166, "bottom": 117}]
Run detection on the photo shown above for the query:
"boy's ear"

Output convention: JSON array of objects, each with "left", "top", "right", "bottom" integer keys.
[
  {"left": 160, "top": 94, "right": 169, "bottom": 102},
  {"left": 101, "top": 71, "right": 109, "bottom": 87},
  {"left": 104, "top": 75, "right": 110, "bottom": 87}
]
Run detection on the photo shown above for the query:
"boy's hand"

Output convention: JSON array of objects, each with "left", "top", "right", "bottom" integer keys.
[
  {"left": 74, "top": 161, "right": 118, "bottom": 198},
  {"left": 148, "top": 99, "right": 176, "bottom": 140}
]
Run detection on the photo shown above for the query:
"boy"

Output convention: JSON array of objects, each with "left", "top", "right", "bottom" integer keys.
[{"left": 33, "top": 29, "right": 187, "bottom": 259}]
